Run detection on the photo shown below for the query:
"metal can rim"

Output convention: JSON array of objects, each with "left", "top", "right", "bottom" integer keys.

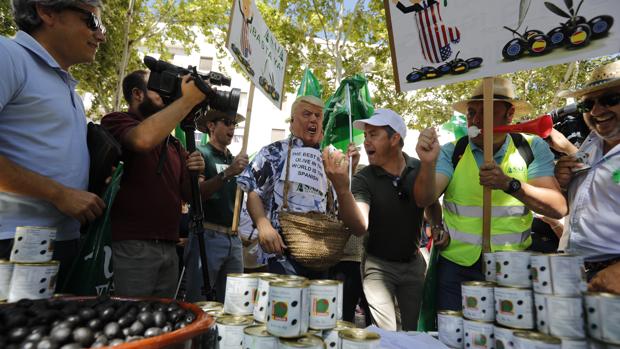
[
  {"left": 216, "top": 315, "right": 254, "bottom": 326},
  {"left": 336, "top": 320, "right": 355, "bottom": 328},
  {"left": 270, "top": 280, "right": 309, "bottom": 288},
  {"left": 227, "top": 273, "right": 259, "bottom": 279},
  {"left": 243, "top": 324, "right": 272, "bottom": 337},
  {"left": 338, "top": 328, "right": 381, "bottom": 341},
  {"left": 462, "top": 281, "right": 495, "bottom": 287},
  {"left": 12, "top": 261, "right": 60, "bottom": 266},
  {"left": 585, "top": 291, "right": 620, "bottom": 299},
  {"left": 309, "top": 279, "right": 340, "bottom": 286},
  {"left": 438, "top": 310, "right": 463, "bottom": 317},
  {"left": 463, "top": 318, "right": 495, "bottom": 325},
  {"left": 513, "top": 330, "right": 561, "bottom": 344},
  {"left": 278, "top": 334, "right": 325, "bottom": 347}
]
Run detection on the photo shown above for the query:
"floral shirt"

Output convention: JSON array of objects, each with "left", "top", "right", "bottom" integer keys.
[{"left": 237, "top": 136, "right": 333, "bottom": 236}]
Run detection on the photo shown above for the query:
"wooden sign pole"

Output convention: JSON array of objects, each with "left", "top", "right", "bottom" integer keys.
[
  {"left": 231, "top": 83, "right": 255, "bottom": 233},
  {"left": 481, "top": 77, "right": 494, "bottom": 254}
]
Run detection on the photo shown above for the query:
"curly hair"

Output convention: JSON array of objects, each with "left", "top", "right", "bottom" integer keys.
[{"left": 11, "top": 0, "right": 102, "bottom": 34}]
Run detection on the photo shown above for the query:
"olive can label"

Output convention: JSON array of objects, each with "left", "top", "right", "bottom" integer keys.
[
  {"left": 0, "top": 262, "right": 14, "bottom": 301},
  {"left": 494, "top": 287, "right": 534, "bottom": 330},
  {"left": 494, "top": 325, "right": 514, "bottom": 349},
  {"left": 8, "top": 262, "right": 59, "bottom": 303},
  {"left": 323, "top": 328, "right": 343, "bottom": 349},
  {"left": 337, "top": 280, "right": 343, "bottom": 320},
  {"left": 253, "top": 277, "right": 274, "bottom": 323},
  {"left": 463, "top": 319, "right": 494, "bottom": 349},
  {"left": 438, "top": 312, "right": 463, "bottom": 348},
  {"left": 462, "top": 284, "right": 495, "bottom": 322},
  {"left": 267, "top": 283, "right": 309, "bottom": 337},
  {"left": 309, "top": 283, "right": 338, "bottom": 329},
  {"left": 532, "top": 254, "right": 586, "bottom": 296},
  {"left": 10, "top": 226, "right": 56, "bottom": 263},
  {"left": 535, "top": 293, "right": 550, "bottom": 334},
  {"left": 218, "top": 323, "right": 246, "bottom": 349},
  {"left": 560, "top": 338, "right": 587, "bottom": 349},
  {"left": 495, "top": 251, "right": 532, "bottom": 288},
  {"left": 242, "top": 332, "right": 277, "bottom": 349},
  {"left": 585, "top": 293, "right": 620, "bottom": 344},
  {"left": 224, "top": 275, "right": 258, "bottom": 315},
  {"left": 547, "top": 295, "right": 585, "bottom": 339},
  {"left": 531, "top": 254, "right": 553, "bottom": 294},
  {"left": 483, "top": 253, "right": 496, "bottom": 282},
  {"left": 513, "top": 335, "right": 561, "bottom": 349}
]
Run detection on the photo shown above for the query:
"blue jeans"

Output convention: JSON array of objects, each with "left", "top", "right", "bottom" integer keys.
[
  {"left": 436, "top": 255, "right": 485, "bottom": 311},
  {"left": 184, "top": 229, "right": 243, "bottom": 303}
]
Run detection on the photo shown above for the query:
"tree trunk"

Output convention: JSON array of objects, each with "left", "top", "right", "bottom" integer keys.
[{"left": 113, "top": 0, "right": 136, "bottom": 111}]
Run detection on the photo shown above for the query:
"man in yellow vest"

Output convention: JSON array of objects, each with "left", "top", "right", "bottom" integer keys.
[{"left": 415, "top": 78, "right": 567, "bottom": 310}]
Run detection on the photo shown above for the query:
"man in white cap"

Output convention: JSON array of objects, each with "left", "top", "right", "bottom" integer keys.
[
  {"left": 555, "top": 60, "right": 620, "bottom": 293},
  {"left": 324, "top": 108, "right": 426, "bottom": 331},
  {"left": 237, "top": 95, "right": 359, "bottom": 278},
  {"left": 415, "top": 77, "right": 567, "bottom": 310}
]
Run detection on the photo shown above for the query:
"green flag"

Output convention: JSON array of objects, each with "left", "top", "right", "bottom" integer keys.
[
  {"left": 441, "top": 114, "right": 468, "bottom": 140},
  {"left": 321, "top": 74, "right": 374, "bottom": 152},
  {"left": 61, "top": 163, "right": 124, "bottom": 296},
  {"left": 297, "top": 68, "right": 323, "bottom": 98},
  {"left": 175, "top": 125, "right": 187, "bottom": 148}
]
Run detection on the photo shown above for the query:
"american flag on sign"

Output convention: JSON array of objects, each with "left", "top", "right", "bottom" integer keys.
[{"left": 396, "top": 0, "right": 461, "bottom": 64}]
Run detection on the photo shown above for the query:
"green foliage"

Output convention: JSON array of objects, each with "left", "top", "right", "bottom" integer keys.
[{"left": 0, "top": 0, "right": 17, "bottom": 36}]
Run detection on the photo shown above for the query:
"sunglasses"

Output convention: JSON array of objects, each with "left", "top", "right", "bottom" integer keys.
[
  {"left": 218, "top": 119, "right": 238, "bottom": 127},
  {"left": 66, "top": 6, "right": 106, "bottom": 34},
  {"left": 578, "top": 93, "right": 620, "bottom": 113},
  {"left": 391, "top": 177, "right": 408, "bottom": 200}
]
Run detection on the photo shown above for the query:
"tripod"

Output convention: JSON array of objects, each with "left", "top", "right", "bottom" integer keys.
[{"left": 177, "top": 118, "right": 215, "bottom": 301}]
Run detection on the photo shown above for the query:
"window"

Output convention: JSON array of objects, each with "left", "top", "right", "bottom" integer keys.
[
  {"left": 271, "top": 128, "right": 285, "bottom": 142},
  {"left": 199, "top": 56, "right": 213, "bottom": 72}
]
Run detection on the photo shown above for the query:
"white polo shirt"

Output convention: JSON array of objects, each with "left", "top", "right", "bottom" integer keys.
[{"left": 566, "top": 132, "right": 620, "bottom": 262}]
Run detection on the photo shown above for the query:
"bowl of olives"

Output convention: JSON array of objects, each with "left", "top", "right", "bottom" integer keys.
[{"left": 0, "top": 296, "right": 217, "bottom": 348}]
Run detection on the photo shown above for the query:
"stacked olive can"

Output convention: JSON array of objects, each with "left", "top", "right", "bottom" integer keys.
[
  {"left": 0, "top": 226, "right": 59, "bottom": 303},
  {"left": 438, "top": 251, "right": 620, "bottom": 349},
  {"left": 212, "top": 272, "right": 381, "bottom": 348}
]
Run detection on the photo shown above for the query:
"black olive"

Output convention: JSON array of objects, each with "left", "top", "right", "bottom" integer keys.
[
  {"left": 117, "top": 314, "right": 136, "bottom": 328},
  {"left": 21, "top": 340, "right": 39, "bottom": 349},
  {"left": 8, "top": 326, "right": 29, "bottom": 343},
  {"left": 103, "top": 322, "right": 121, "bottom": 339},
  {"left": 54, "top": 321, "right": 73, "bottom": 330},
  {"left": 129, "top": 321, "right": 145, "bottom": 336},
  {"left": 137, "top": 311, "right": 154, "bottom": 327},
  {"left": 152, "top": 303, "right": 166, "bottom": 312},
  {"left": 166, "top": 302, "right": 180, "bottom": 313},
  {"left": 16, "top": 299, "right": 34, "bottom": 308},
  {"left": 108, "top": 338, "right": 125, "bottom": 346},
  {"left": 153, "top": 311, "right": 166, "bottom": 327},
  {"left": 168, "top": 311, "right": 180, "bottom": 323},
  {"left": 184, "top": 312, "right": 196, "bottom": 324},
  {"left": 64, "top": 315, "right": 81, "bottom": 327},
  {"left": 72, "top": 327, "right": 94, "bottom": 347},
  {"left": 36, "top": 337, "right": 59, "bottom": 349},
  {"left": 5, "top": 312, "right": 27, "bottom": 328},
  {"left": 59, "top": 304, "right": 78, "bottom": 317},
  {"left": 59, "top": 343, "right": 81, "bottom": 349},
  {"left": 127, "top": 335, "right": 144, "bottom": 342},
  {"left": 144, "top": 327, "right": 162, "bottom": 338},
  {"left": 31, "top": 325, "right": 49, "bottom": 335},
  {"left": 174, "top": 322, "right": 186, "bottom": 330},
  {"left": 26, "top": 331, "right": 44, "bottom": 342},
  {"left": 87, "top": 318, "right": 103, "bottom": 331},
  {"left": 122, "top": 327, "right": 131, "bottom": 337},
  {"left": 78, "top": 308, "right": 96, "bottom": 321},
  {"left": 96, "top": 307, "right": 113, "bottom": 323},
  {"left": 50, "top": 326, "right": 72, "bottom": 344},
  {"left": 162, "top": 324, "right": 172, "bottom": 333}
]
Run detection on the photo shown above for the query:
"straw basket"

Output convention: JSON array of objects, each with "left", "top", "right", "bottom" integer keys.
[{"left": 280, "top": 210, "right": 350, "bottom": 271}]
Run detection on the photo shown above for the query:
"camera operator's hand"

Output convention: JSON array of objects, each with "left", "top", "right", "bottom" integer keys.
[
  {"left": 225, "top": 153, "right": 249, "bottom": 178},
  {"left": 546, "top": 128, "right": 577, "bottom": 155},
  {"left": 52, "top": 186, "right": 106, "bottom": 225},
  {"left": 186, "top": 151, "right": 205, "bottom": 172},
  {"left": 180, "top": 75, "right": 207, "bottom": 107}
]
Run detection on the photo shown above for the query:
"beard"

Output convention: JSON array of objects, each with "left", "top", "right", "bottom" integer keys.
[{"left": 138, "top": 97, "right": 164, "bottom": 118}]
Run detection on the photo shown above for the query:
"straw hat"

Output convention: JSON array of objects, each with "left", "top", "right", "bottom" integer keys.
[
  {"left": 558, "top": 60, "right": 620, "bottom": 99},
  {"left": 195, "top": 109, "right": 245, "bottom": 133},
  {"left": 452, "top": 77, "right": 533, "bottom": 117}
]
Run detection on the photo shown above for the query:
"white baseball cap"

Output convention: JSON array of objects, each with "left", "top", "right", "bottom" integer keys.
[{"left": 353, "top": 108, "right": 407, "bottom": 139}]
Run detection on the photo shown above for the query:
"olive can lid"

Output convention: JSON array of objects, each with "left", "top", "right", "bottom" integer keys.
[
  {"left": 338, "top": 329, "right": 381, "bottom": 341},
  {"left": 216, "top": 315, "right": 254, "bottom": 326},
  {"left": 279, "top": 334, "right": 325, "bottom": 347},
  {"left": 243, "top": 324, "right": 272, "bottom": 337},
  {"left": 513, "top": 331, "right": 561, "bottom": 344},
  {"left": 194, "top": 301, "right": 223, "bottom": 311},
  {"left": 309, "top": 279, "right": 340, "bottom": 286},
  {"left": 462, "top": 281, "right": 495, "bottom": 287},
  {"left": 13, "top": 260, "right": 60, "bottom": 267},
  {"left": 227, "top": 273, "right": 258, "bottom": 279},
  {"left": 270, "top": 280, "right": 309, "bottom": 288},
  {"left": 336, "top": 320, "right": 355, "bottom": 329},
  {"left": 276, "top": 274, "right": 308, "bottom": 282},
  {"left": 438, "top": 310, "right": 463, "bottom": 317}
]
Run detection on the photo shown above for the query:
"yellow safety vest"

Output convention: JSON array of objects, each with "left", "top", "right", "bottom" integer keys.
[{"left": 440, "top": 137, "right": 533, "bottom": 266}]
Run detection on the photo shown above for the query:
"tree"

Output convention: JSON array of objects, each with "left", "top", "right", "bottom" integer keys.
[{"left": 0, "top": 1, "right": 17, "bottom": 36}]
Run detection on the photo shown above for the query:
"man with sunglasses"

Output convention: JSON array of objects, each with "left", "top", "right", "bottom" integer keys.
[
  {"left": 0, "top": 0, "right": 106, "bottom": 289},
  {"left": 415, "top": 78, "right": 567, "bottom": 311},
  {"left": 100, "top": 70, "right": 206, "bottom": 298},
  {"left": 554, "top": 60, "right": 620, "bottom": 293},
  {"left": 324, "top": 109, "right": 427, "bottom": 331},
  {"left": 183, "top": 109, "right": 248, "bottom": 303}
]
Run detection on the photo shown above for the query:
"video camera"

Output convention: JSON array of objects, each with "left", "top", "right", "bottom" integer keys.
[
  {"left": 547, "top": 102, "right": 590, "bottom": 157},
  {"left": 143, "top": 56, "right": 241, "bottom": 124}
]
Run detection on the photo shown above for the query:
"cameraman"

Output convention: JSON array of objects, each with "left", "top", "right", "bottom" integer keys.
[{"left": 101, "top": 70, "right": 205, "bottom": 298}]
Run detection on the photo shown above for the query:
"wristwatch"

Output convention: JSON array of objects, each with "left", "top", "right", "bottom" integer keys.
[{"left": 503, "top": 178, "right": 521, "bottom": 194}]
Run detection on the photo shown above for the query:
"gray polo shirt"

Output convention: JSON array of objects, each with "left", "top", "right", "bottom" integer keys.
[
  {"left": 352, "top": 152, "right": 424, "bottom": 262},
  {"left": 0, "top": 31, "right": 89, "bottom": 241}
]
